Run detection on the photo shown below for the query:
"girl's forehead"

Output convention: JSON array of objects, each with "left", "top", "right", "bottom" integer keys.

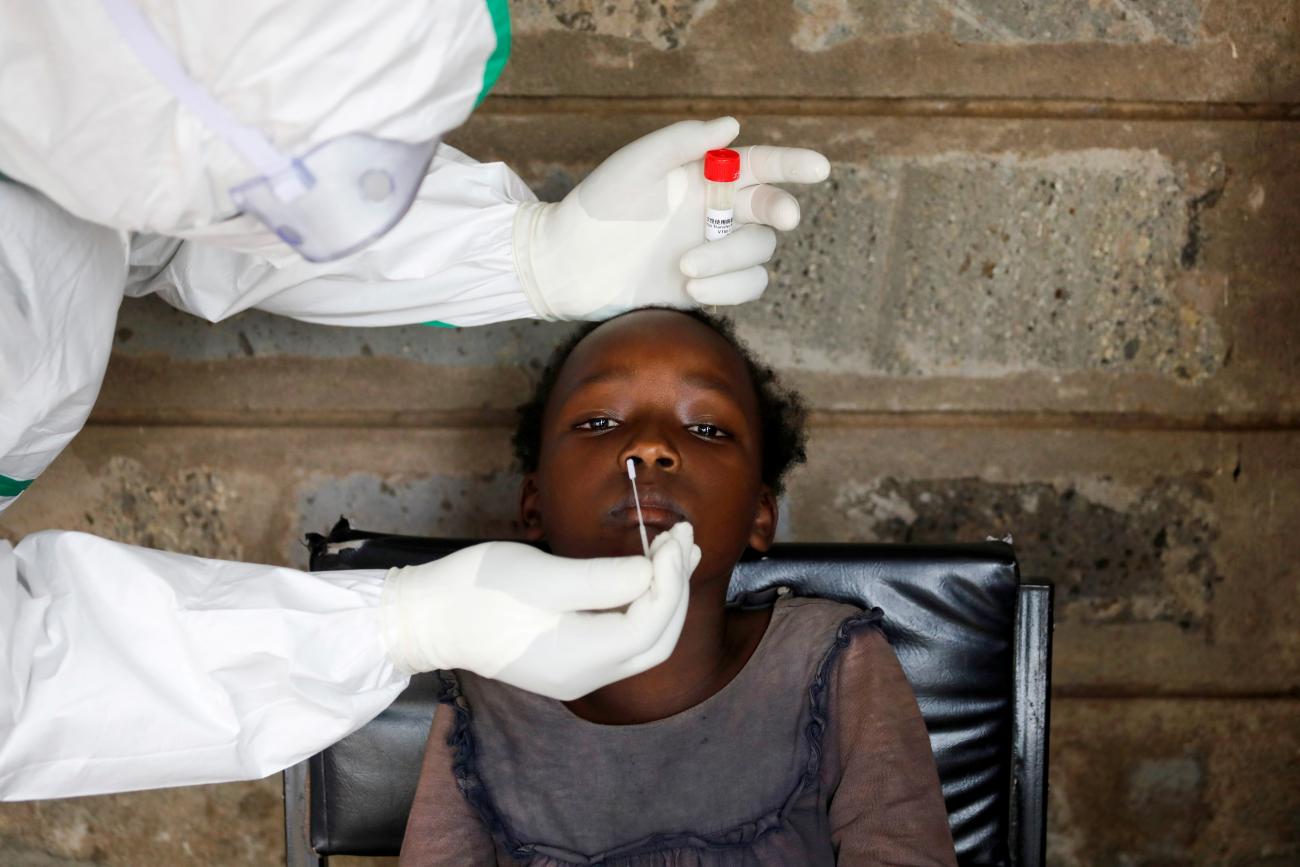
[{"left": 557, "top": 312, "right": 753, "bottom": 393}]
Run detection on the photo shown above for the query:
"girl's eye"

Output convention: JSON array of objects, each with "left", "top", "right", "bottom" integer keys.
[
  {"left": 576, "top": 417, "right": 619, "bottom": 431},
  {"left": 688, "top": 423, "right": 729, "bottom": 439}
]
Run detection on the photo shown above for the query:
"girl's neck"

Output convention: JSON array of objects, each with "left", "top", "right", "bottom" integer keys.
[{"left": 563, "top": 585, "right": 771, "bottom": 726}]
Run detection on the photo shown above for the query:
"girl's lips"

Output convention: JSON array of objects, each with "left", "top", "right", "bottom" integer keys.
[
  {"left": 608, "top": 490, "right": 687, "bottom": 530},
  {"left": 612, "top": 505, "right": 682, "bottom": 530}
]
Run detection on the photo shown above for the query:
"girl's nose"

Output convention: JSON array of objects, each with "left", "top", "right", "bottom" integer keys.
[{"left": 620, "top": 438, "right": 678, "bottom": 473}]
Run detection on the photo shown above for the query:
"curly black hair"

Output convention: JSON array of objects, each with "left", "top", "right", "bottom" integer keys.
[{"left": 513, "top": 308, "right": 807, "bottom": 494}]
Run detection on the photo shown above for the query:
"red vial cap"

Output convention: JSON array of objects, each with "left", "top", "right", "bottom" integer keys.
[{"left": 704, "top": 148, "right": 741, "bottom": 183}]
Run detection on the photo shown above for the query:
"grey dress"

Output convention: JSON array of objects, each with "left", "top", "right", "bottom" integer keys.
[{"left": 401, "top": 595, "right": 956, "bottom": 866}]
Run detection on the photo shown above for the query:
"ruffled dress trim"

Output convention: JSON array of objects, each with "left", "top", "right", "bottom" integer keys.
[{"left": 436, "top": 604, "right": 885, "bottom": 865}]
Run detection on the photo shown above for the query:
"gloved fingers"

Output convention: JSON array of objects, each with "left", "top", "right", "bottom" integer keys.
[
  {"left": 644, "top": 524, "right": 693, "bottom": 615},
  {"left": 679, "top": 223, "right": 776, "bottom": 280},
  {"left": 686, "top": 265, "right": 770, "bottom": 307},
  {"left": 536, "top": 554, "right": 656, "bottom": 613},
  {"left": 733, "top": 184, "right": 801, "bottom": 231},
  {"left": 619, "top": 117, "right": 739, "bottom": 180},
  {"left": 576, "top": 118, "right": 741, "bottom": 219},
  {"left": 556, "top": 588, "right": 677, "bottom": 662},
  {"left": 551, "top": 523, "right": 693, "bottom": 659},
  {"left": 737, "top": 145, "right": 831, "bottom": 187},
  {"left": 616, "top": 545, "right": 694, "bottom": 676},
  {"left": 616, "top": 522, "right": 694, "bottom": 651}
]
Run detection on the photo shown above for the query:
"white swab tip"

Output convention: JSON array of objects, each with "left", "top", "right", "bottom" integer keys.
[{"left": 626, "top": 458, "right": 637, "bottom": 479}]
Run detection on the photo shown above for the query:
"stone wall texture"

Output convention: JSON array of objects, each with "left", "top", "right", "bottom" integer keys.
[{"left": 2, "top": 0, "right": 1297, "bottom": 864}]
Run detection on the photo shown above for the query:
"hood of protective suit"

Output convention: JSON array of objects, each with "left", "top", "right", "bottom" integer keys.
[{"left": 0, "top": 0, "right": 508, "bottom": 235}]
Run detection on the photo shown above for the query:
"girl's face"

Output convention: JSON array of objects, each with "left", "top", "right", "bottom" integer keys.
[{"left": 521, "top": 310, "right": 777, "bottom": 587}]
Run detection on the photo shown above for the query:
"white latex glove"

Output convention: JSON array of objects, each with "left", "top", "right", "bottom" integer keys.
[
  {"left": 381, "top": 522, "right": 700, "bottom": 700},
  {"left": 513, "top": 117, "right": 830, "bottom": 321}
]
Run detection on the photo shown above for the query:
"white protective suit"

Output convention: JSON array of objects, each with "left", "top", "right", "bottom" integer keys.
[{"left": 0, "top": 0, "right": 828, "bottom": 800}]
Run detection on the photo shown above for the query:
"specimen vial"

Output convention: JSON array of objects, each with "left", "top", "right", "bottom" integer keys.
[{"left": 703, "top": 148, "right": 740, "bottom": 241}]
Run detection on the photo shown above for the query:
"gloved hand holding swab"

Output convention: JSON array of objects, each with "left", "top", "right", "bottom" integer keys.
[{"left": 627, "top": 458, "right": 652, "bottom": 558}]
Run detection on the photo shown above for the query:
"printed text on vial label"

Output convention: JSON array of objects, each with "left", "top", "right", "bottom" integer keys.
[{"left": 705, "top": 209, "right": 734, "bottom": 241}]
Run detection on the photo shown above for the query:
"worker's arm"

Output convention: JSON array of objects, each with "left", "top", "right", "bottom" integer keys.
[
  {"left": 128, "top": 144, "right": 538, "bottom": 328},
  {"left": 0, "top": 531, "right": 408, "bottom": 800},
  {"left": 0, "top": 525, "right": 696, "bottom": 800},
  {"left": 129, "top": 122, "right": 830, "bottom": 328}
]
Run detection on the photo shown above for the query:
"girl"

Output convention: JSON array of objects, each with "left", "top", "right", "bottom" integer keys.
[{"left": 400, "top": 309, "right": 956, "bottom": 866}]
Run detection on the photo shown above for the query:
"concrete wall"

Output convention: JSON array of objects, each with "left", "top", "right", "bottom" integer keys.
[{"left": 2, "top": 1, "right": 1297, "bottom": 864}]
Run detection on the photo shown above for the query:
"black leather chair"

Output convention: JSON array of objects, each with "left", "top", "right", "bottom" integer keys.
[{"left": 285, "top": 519, "right": 1053, "bottom": 867}]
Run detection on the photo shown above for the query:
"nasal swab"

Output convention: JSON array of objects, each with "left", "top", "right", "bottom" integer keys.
[{"left": 625, "top": 458, "right": 651, "bottom": 557}]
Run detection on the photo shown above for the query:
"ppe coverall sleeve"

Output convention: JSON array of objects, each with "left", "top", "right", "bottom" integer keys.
[
  {"left": 133, "top": 145, "right": 541, "bottom": 328},
  {"left": 0, "top": 532, "right": 409, "bottom": 800}
]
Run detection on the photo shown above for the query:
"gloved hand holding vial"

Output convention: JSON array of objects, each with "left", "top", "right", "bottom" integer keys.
[{"left": 513, "top": 117, "right": 830, "bottom": 320}]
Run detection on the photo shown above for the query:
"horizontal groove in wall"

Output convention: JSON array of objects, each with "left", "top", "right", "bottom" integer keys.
[
  {"left": 84, "top": 409, "right": 1300, "bottom": 431},
  {"left": 1054, "top": 687, "right": 1300, "bottom": 701},
  {"left": 478, "top": 95, "right": 1300, "bottom": 122},
  {"left": 806, "top": 410, "right": 1300, "bottom": 431}
]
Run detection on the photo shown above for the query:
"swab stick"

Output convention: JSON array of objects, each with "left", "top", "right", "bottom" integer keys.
[{"left": 626, "top": 458, "right": 651, "bottom": 557}]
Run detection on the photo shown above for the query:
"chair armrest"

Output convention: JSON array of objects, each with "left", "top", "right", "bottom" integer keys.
[
  {"left": 1011, "top": 584, "right": 1054, "bottom": 867},
  {"left": 284, "top": 762, "right": 325, "bottom": 867}
]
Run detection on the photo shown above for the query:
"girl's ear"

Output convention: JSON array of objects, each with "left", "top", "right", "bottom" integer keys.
[
  {"left": 519, "top": 473, "right": 545, "bottom": 541},
  {"left": 747, "top": 486, "right": 778, "bottom": 553}
]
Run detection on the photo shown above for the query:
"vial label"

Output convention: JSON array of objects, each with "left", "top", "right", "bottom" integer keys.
[{"left": 705, "top": 208, "right": 734, "bottom": 241}]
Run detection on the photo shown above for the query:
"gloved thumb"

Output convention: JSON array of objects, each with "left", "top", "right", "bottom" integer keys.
[{"left": 614, "top": 117, "right": 740, "bottom": 183}]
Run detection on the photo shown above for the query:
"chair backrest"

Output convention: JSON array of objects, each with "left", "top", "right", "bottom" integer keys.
[{"left": 287, "top": 520, "right": 1052, "bottom": 867}]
